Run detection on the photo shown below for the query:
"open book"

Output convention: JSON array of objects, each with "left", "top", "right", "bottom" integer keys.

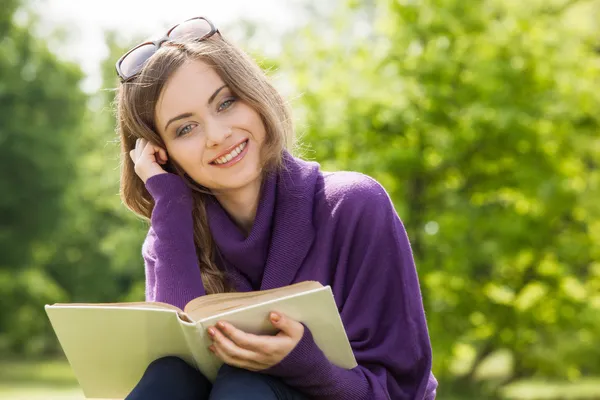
[{"left": 45, "top": 281, "right": 357, "bottom": 399}]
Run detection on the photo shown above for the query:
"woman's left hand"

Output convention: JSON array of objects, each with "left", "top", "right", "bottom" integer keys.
[{"left": 207, "top": 312, "right": 304, "bottom": 371}]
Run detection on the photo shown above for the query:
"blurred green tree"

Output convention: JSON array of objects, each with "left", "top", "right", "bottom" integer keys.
[
  {"left": 0, "top": 2, "right": 87, "bottom": 354},
  {"left": 2, "top": 1, "right": 600, "bottom": 398},
  {"left": 42, "top": 33, "right": 144, "bottom": 301},
  {"left": 38, "top": 32, "right": 150, "bottom": 354},
  {"left": 276, "top": 0, "right": 600, "bottom": 395}
]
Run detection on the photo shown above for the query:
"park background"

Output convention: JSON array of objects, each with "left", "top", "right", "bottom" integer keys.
[{"left": 1, "top": 0, "right": 599, "bottom": 398}]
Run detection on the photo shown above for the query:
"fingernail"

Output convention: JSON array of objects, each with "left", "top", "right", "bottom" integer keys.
[
  {"left": 270, "top": 312, "right": 280, "bottom": 322},
  {"left": 207, "top": 328, "right": 216, "bottom": 336},
  {"left": 217, "top": 321, "right": 226, "bottom": 329},
  {"left": 209, "top": 345, "right": 215, "bottom": 352}
]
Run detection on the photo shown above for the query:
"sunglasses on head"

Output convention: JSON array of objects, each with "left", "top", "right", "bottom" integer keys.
[{"left": 115, "top": 16, "right": 219, "bottom": 82}]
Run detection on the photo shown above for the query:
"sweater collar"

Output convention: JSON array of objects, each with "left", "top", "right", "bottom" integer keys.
[
  {"left": 206, "top": 151, "right": 319, "bottom": 290},
  {"left": 260, "top": 151, "right": 319, "bottom": 289},
  {"left": 206, "top": 170, "right": 276, "bottom": 289}
]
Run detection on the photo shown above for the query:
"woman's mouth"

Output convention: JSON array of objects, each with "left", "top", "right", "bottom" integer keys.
[{"left": 210, "top": 139, "right": 249, "bottom": 168}]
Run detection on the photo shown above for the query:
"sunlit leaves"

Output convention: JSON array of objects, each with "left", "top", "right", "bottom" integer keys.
[{"left": 277, "top": 0, "right": 600, "bottom": 390}]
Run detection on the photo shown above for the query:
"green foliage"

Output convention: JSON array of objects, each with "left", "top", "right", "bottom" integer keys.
[
  {"left": 40, "top": 32, "right": 148, "bottom": 311},
  {"left": 0, "top": 12, "right": 85, "bottom": 269},
  {"left": 0, "top": 7, "right": 147, "bottom": 355},
  {"left": 276, "top": 0, "right": 600, "bottom": 393},
  {"left": 0, "top": 4, "right": 87, "bottom": 353},
  {"left": 1, "top": 0, "right": 600, "bottom": 397},
  {"left": 0, "top": 0, "right": 19, "bottom": 36}
]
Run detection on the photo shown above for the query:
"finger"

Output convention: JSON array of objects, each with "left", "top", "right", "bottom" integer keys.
[
  {"left": 158, "top": 148, "right": 168, "bottom": 164},
  {"left": 129, "top": 149, "right": 135, "bottom": 162},
  {"left": 135, "top": 138, "right": 143, "bottom": 160},
  {"left": 154, "top": 147, "right": 167, "bottom": 165},
  {"left": 216, "top": 321, "right": 269, "bottom": 352},
  {"left": 209, "top": 328, "right": 266, "bottom": 371},
  {"left": 141, "top": 141, "right": 154, "bottom": 163},
  {"left": 270, "top": 312, "right": 304, "bottom": 339},
  {"left": 141, "top": 141, "right": 164, "bottom": 164},
  {"left": 209, "top": 343, "right": 262, "bottom": 372},
  {"left": 209, "top": 326, "right": 258, "bottom": 363}
]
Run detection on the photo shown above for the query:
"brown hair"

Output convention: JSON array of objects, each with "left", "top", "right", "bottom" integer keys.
[{"left": 116, "top": 35, "right": 295, "bottom": 294}]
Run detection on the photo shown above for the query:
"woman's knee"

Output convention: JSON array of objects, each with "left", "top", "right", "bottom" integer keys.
[
  {"left": 127, "top": 356, "right": 210, "bottom": 400},
  {"left": 147, "top": 356, "right": 190, "bottom": 372},
  {"left": 144, "top": 356, "right": 194, "bottom": 380},
  {"left": 216, "top": 364, "right": 257, "bottom": 381},
  {"left": 211, "top": 365, "right": 307, "bottom": 400},
  {"left": 211, "top": 365, "right": 278, "bottom": 399}
]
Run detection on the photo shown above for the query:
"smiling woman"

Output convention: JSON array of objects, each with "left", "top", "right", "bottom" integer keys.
[
  {"left": 115, "top": 15, "right": 437, "bottom": 400},
  {"left": 154, "top": 61, "right": 266, "bottom": 193}
]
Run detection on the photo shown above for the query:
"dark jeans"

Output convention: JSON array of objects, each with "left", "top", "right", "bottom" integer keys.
[{"left": 126, "top": 356, "right": 307, "bottom": 400}]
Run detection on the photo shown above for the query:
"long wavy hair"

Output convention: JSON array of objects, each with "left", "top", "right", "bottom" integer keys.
[{"left": 116, "top": 34, "right": 295, "bottom": 294}]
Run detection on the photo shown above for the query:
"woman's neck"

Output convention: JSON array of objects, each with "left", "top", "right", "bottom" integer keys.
[{"left": 213, "top": 176, "right": 263, "bottom": 235}]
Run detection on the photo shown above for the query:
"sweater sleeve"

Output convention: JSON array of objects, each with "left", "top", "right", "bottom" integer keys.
[
  {"left": 265, "top": 175, "right": 437, "bottom": 399},
  {"left": 142, "top": 173, "right": 206, "bottom": 309}
]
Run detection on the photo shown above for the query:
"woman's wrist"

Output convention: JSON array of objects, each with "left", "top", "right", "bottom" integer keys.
[
  {"left": 262, "top": 323, "right": 332, "bottom": 379},
  {"left": 146, "top": 173, "right": 193, "bottom": 204}
]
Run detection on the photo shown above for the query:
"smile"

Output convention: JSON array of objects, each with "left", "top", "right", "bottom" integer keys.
[{"left": 210, "top": 139, "right": 249, "bottom": 167}]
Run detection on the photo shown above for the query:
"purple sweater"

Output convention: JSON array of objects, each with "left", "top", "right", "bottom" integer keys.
[{"left": 142, "top": 152, "right": 438, "bottom": 399}]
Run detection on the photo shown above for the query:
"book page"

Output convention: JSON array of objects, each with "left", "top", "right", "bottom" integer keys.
[
  {"left": 50, "top": 301, "right": 182, "bottom": 313},
  {"left": 184, "top": 281, "right": 323, "bottom": 321}
]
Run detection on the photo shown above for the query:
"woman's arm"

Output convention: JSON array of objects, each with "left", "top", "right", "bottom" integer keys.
[
  {"left": 142, "top": 173, "right": 206, "bottom": 309},
  {"left": 265, "top": 175, "right": 437, "bottom": 399}
]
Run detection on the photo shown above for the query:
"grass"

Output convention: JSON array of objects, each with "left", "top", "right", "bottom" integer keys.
[
  {"left": 1, "top": 358, "right": 599, "bottom": 399},
  {"left": 502, "top": 379, "right": 600, "bottom": 400},
  {"left": 0, "top": 358, "right": 84, "bottom": 400},
  {"left": 0, "top": 386, "right": 84, "bottom": 400}
]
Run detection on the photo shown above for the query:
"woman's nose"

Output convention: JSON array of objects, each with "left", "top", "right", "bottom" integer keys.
[{"left": 206, "top": 123, "right": 232, "bottom": 147}]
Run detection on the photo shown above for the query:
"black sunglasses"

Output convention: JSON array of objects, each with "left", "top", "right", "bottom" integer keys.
[{"left": 115, "top": 16, "right": 219, "bottom": 82}]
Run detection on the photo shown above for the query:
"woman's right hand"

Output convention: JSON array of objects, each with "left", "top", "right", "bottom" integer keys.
[{"left": 129, "top": 138, "right": 169, "bottom": 184}]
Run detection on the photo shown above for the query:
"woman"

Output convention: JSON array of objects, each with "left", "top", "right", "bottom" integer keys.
[{"left": 117, "top": 16, "right": 437, "bottom": 400}]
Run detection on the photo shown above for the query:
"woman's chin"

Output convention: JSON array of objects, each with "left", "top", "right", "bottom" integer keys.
[{"left": 201, "top": 170, "right": 262, "bottom": 193}]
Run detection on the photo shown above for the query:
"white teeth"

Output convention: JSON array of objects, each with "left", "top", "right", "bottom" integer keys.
[{"left": 213, "top": 141, "right": 247, "bottom": 165}]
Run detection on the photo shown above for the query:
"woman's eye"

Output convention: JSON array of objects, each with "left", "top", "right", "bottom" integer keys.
[
  {"left": 177, "top": 124, "right": 195, "bottom": 137},
  {"left": 218, "top": 98, "right": 236, "bottom": 112}
]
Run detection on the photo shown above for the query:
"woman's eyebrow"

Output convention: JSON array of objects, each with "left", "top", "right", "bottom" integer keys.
[
  {"left": 207, "top": 84, "right": 227, "bottom": 106},
  {"left": 164, "top": 112, "right": 193, "bottom": 132},
  {"left": 163, "top": 84, "right": 228, "bottom": 131}
]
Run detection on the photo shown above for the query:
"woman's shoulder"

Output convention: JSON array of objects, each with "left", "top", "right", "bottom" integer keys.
[{"left": 315, "top": 170, "right": 394, "bottom": 220}]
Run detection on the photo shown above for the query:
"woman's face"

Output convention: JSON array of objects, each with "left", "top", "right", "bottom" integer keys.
[{"left": 154, "top": 59, "right": 266, "bottom": 192}]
